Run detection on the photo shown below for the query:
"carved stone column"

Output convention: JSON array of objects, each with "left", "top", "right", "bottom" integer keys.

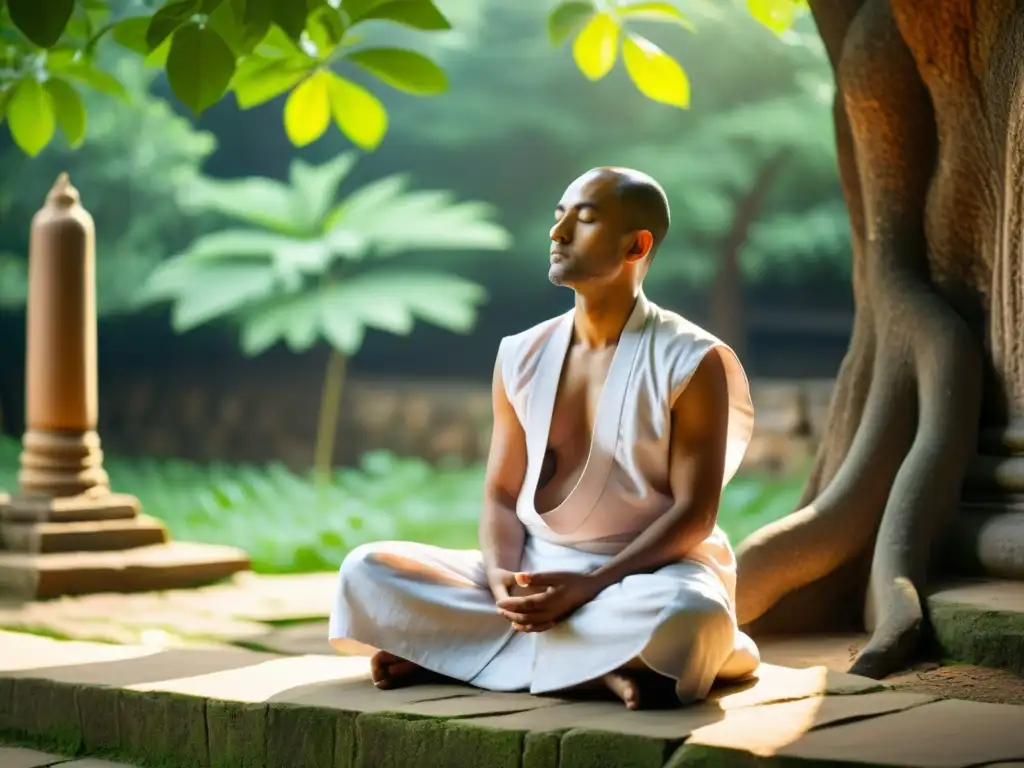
[{"left": 0, "top": 175, "right": 249, "bottom": 600}]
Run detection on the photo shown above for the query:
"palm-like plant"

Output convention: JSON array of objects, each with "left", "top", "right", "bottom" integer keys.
[{"left": 138, "top": 153, "right": 512, "bottom": 478}]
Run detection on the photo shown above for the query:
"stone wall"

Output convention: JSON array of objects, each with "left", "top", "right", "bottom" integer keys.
[{"left": 92, "top": 365, "right": 835, "bottom": 474}]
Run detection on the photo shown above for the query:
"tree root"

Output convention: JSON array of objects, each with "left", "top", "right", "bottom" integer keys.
[{"left": 737, "top": 0, "right": 988, "bottom": 680}]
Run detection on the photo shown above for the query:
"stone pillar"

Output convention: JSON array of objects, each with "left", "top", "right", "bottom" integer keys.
[
  {"left": 953, "top": 420, "right": 1024, "bottom": 580},
  {"left": 0, "top": 175, "right": 250, "bottom": 600}
]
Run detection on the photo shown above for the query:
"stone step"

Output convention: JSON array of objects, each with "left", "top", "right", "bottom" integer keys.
[
  {"left": 927, "top": 579, "right": 1024, "bottom": 676},
  {"left": 0, "top": 493, "right": 139, "bottom": 524},
  {"left": 0, "top": 515, "right": 168, "bottom": 554},
  {"left": 0, "top": 542, "right": 251, "bottom": 600},
  {"left": 0, "top": 630, "right": 1022, "bottom": 768}
]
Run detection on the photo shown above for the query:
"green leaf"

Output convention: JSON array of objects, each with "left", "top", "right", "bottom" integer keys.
[
  {"left": 48, "top": 61, "right": 129, "bottom": 101},
  {"left": 231, "top": 56, "right": 311, "bottom": 109},
  {"left": 254, "top": 23, "right": 306, "bottom": 58},
  {"left": 243, "top": 0, "right": 275, "bottom": 44},
  {"left": 110, "top": 16, "right": 151, "bottom": 54},
  {"left": 178, "top": 175, "right": 301, "bottom": 233},
  {"left": 8, "top": 0, "right": 74, "bottom": 48},
  {"left": 0, "top": 87, "right": 10, "bottom": 125},
  {"left": 206, "top": 0, "right": 245, "bottom": 54},
  {"left": 547, "top": 1, "right": 593, "bottom": 46},
  {"left": 167, "top": 22, "right": 237, "bottom": 115},
  {"left": 147, "top": 0, "right": 199, "bottom": 51},
  {"left": 289, "top": 153, "right": 358, "bottom": 227},
  {"left": 44, "top": 78, "right": 86, "bottom": 147},
  {"left": 240, "top": 292, "right": 325, "bottom": 354},
  {"left": 165, "top": 263, "right": 279, "bottom": 332},
  {"left": 325, "top": 70, "right": 387, "bottom": 151},
  {"left": 306, "top": 6, "right": 346, "bottom": 57},
  {"left": 572, "top": 11, "right": 618, "bottom": 81},
  {"left": 617, "top": 2, "right": 696, "bottom": 32},
  {"left": 346, "top": 48, "right": 447, "bottom": 95},
  {"left": 746, "top": 0, "right": 800, "bottom": 34},
  {"left": 6, "top": 78, "right": 55, "bottom": 157},
  {"left": 622, "top": 33, "right": 689, "bottom": 108},
  {"left": 348, "top": 0, "right": 451, "bottom": 31},
  {"left": 284, "top": 69, "right": 332, "bottom": 147},
  {"left": 272, "top": 0, "right": 308, "bottom": 39}
]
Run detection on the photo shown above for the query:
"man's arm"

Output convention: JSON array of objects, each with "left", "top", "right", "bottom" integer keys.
[
  {"left": 478, "top": 351, "right": 529, "bottom": 579},
  {"left": 586, "top": 347, "right": 730, "bottom": 591}
]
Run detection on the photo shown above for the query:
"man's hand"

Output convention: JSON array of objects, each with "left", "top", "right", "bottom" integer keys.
[
  {"left": 494, "top": 571, "right": 601, "bottom": 632},
  {"left": 485, "top": 567, "right": 519, "bottom": 603}
]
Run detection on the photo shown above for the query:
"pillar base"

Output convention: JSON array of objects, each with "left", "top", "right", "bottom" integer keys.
[
  {"left": 952, "top": 419, "right": 1024, "bottom": 580},
  {"left": 0, "top": 539, "right": 251, "bottom": 600},
  {"left": 0, "top": 491, "right": 251, "bottom": 600}
]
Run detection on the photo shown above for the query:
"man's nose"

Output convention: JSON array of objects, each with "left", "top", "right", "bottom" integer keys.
[{"left": 550, "top": 220, "right": 571, "bottom": 244}]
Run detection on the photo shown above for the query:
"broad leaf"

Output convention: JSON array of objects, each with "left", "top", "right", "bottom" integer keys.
[
  {"left": 231, "top": 56, "right": 311, "bottom": 109},
  {"left": 178, "top": 175, "right": 301, "bottom": 234},
  {"left": 307, "top": 6, "right": 347, "bottom": 57},
  {"left": 167, "top": 263, "right": 279, "bottom": 331},
  {"left": 240, "top": 292, "right": 325, "bottom": 354},
  {"left": 45, "top": 78, "right": 86, "bottom": 147},
  {"left": 325, "top": 70, "right": 387, "bottom": 151},
  {"left": 572, "top": 11, "right": 618, "bottom": 81},
  {"left": 348, "top": 0, "right": 451, "bottom": 31},
  {"left": 8, "top": 0, "right": 74, "bottom": 48},
  {"left": 284, "top": 69, "right": 332, "bottom": 146},
  {"left": 617, "top": 2, "right": 696, "bottom": 32},
  {"left": 271, "top": 0, "right": 309, "bottom": 40},
  {"left": 325, "top": 173, "right": 408, "bottom": 231},
  {"left": 167, "top": 22, "right": 237, "bottom": 115},
  {"left": 346, "top": 47, "right": 447, "bottom": 95},
  {"left": 747, "top": 0, "right": 801, "bottom": 34},
  {"left": 290, "top": 153, "right": 358, "bottom": 227},
  {"left": 146, "top": 0, "right": 198, "bottom": 51},
  {"left": 6, "top": 78, "right": 55, "bottom": 157},
  {"left": 622, "top": 33, "right": 689, "bottom": 108},
  {"left": 49, "top": 61, "right": 129, "bottom": 100},
  {"left": 110, "top": 16, "right": 151, "bottom": 54},
  {"left": 547, "top": 1, "right": 593, "bottom": 46}
]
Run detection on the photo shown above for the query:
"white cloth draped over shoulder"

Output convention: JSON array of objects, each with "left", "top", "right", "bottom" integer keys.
[{"left": 329, "top": 292, "right": 760, "bottom": 702}]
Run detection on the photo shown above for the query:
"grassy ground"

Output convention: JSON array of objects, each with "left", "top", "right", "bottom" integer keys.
[{"left": 0, "top": 435, "right": 805, "bottom": 573}]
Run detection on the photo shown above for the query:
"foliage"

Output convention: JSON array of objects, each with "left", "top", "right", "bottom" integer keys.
[
  {"left": 0, "top": 434, "right": 807, "bottom": 573},
  {"left": 0, "top": 0, "right": 810, "bottom": 157},
  {"left": 0, "top": 47, "right": 216, "bottom": 315},
  {"left": 136, "top": 152, "right": 511, "bottom": 357},
  {"left": 0, "top": 0, "right": 455, "bottom": 156}
]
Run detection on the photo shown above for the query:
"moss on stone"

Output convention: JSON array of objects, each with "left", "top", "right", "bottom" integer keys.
[
  {"left": 77, "top": 685, "right": 121, "bottom": 757},
  {"left": 523, "top": 730, "right": 562, "bottom": 768},
  {"left": 207, "top": 700, "right": 267, "bottom": 768},
  {"left": 928, "top": 600, "right": 1024, "bottom": 675},
  {"left": 117, "top": 689, "right": 208, "bottom": 768},
  {"left": 7, "top": 678, "right": 83, "bottom": 756},
  {"left": 266, "top": 702, "right": 345, "bottom": 768},
  {"left": 355, "top": 712, "right": 522, "bottom": 768},
  {"left": 559, "top": 728, "right": 673, "bottom": 768},
  {"left": 668, "top": 743, "right": 904, "bottom": 768}
]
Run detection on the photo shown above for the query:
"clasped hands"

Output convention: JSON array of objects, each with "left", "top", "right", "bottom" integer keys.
[{"left": 486, "top": 567, "right": 601, "bottom": 633}]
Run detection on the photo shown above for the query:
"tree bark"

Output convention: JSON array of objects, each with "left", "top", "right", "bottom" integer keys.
[
  {"left": 710, "top": 149, "right": 792, "bottom": 360},
  {"left": 735, "top": 0, "right": 1024, "bottom": 679}
]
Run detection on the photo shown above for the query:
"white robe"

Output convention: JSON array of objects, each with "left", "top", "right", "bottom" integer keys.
[{"left": 329, "top": 292, "right": 760, "bottom": 702}]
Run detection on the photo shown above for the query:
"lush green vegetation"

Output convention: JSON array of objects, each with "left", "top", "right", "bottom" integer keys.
[{"left": 0, "top": 434, "right": 804, "bottom": 574}]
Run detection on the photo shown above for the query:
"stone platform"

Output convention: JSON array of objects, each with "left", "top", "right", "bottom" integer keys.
[{"left": 1, "top": 629, "right": 1024, "bottom": 768}]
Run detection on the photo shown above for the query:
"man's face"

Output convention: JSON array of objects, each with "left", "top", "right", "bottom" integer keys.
[{"left": 548, "top": 172, "right": 631, "bottom": 288}]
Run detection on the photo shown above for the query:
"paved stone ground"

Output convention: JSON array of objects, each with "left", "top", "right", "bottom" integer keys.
[
  {"left": 1, "top": 629, "right": 1023, "bottom": 767},
  {"left": 2, "top": 573, "right": 1022, "bottom": 706}
]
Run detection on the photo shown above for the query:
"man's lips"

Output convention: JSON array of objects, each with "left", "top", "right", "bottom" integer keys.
[{"left": 550, "top": 250, "right": 570, "bottom": 262}]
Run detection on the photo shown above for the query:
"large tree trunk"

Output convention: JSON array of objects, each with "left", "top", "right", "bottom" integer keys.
[{"left": 735, "top": 0, "right": 1024, "bottom": 679}]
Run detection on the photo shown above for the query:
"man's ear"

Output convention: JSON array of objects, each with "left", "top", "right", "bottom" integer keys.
[{"left": 625, "top": 230, "right": 654, "bottom": 264}]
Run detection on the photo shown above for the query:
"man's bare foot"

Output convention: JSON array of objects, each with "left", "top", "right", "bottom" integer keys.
[
  {"left": 370, "top": 650, "right": 422, "bottom": 689},
  {"left": 602, "top": 671, "right": 641, "bottom": 710}
]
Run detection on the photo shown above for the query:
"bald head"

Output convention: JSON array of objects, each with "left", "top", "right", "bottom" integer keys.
[{"left": 591, "top": 166, "right": 671, "bottom": 261}]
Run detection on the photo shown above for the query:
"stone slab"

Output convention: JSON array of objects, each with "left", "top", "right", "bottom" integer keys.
[
  {"left": 0, "top": 515, "right": 168, "bottom": 554},
  {"left": 738, "top": 697, "right": 1024, "bottom": 767},
  {"left": 0, "top": 541, "right": 251, "bottom": 600},
  {"left": 756, "top": 633, "right": 868, "bottom": 672},
  {"left": 60, "top": 761, "right": 139, "bottom": 768},
  {"left": 677, "top": 691, "right": 935, "bottom": 761},
  {"left": 251, "top": 622, "right": 332, "bottom": 655},
  {"left": 927, "top": 580, "right": 1024, "bottom": 675},
  {"left": 0, "top": 494, "right": 139, "bottom": 524},
  {"left": 0, "top": 745, "right": 67, "bottom": 767}
]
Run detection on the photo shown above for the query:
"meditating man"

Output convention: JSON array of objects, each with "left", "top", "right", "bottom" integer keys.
[{"left": 329, "top": 167, "right": 760, "bottom": 709}]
